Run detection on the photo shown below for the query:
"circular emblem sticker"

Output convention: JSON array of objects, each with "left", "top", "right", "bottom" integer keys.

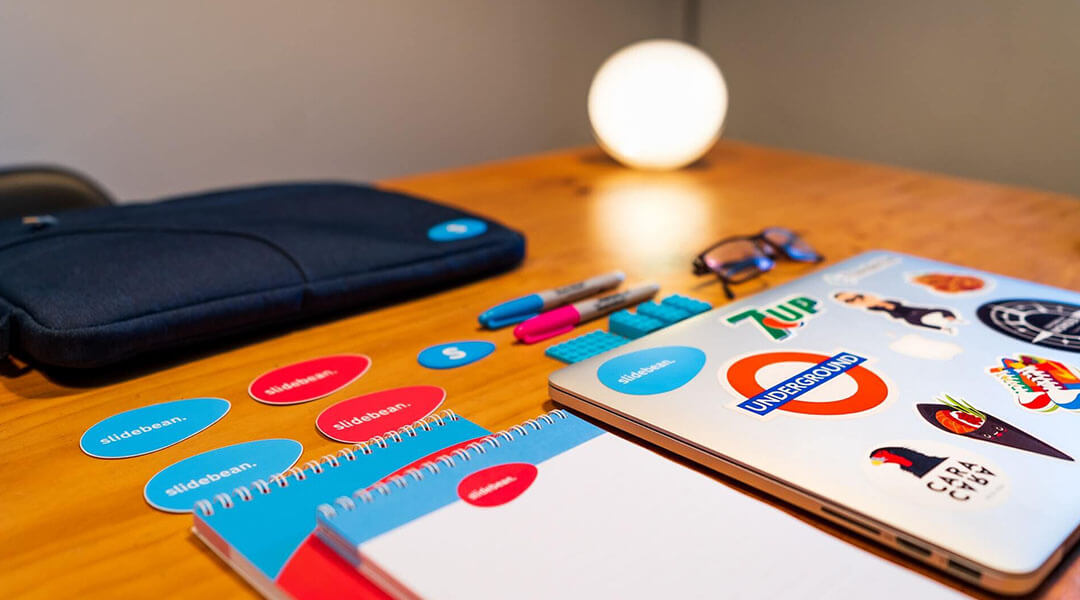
[
  {"left": 864, "top": 441, "right": 1009, "bottom": 509},
  {"left": 722, "top": 350, "right": 889, "bottom": 418},
  {"left": 977, "top": 299, "right": 1080, "bottom": 353}
]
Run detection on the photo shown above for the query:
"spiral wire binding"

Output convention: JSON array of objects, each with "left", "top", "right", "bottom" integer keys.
[
  {"left": 316, "top": 409, "right": 568, "bottom": 520},
  {"left": 194, "top": 409, "right": 462, "bottom": 517}
]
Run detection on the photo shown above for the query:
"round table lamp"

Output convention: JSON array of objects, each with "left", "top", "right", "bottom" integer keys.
[{"left": 588, "top": 39, "right": 728, "bottom": 170}]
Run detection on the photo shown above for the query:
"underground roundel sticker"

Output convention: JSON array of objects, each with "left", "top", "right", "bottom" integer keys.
[
  {"left": 722, "top": 350, "right": 889, "bottom": 418},
  {"left": 977, "top": 299, "right": 1080, "bottom": 354},
  {"left": 864, "top": 441, "right": 1008, "bottom": 509}
]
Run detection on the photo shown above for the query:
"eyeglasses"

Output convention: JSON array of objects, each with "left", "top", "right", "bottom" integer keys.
[{"left": 692, "top": 227, "right": 823, "bottom": 299}]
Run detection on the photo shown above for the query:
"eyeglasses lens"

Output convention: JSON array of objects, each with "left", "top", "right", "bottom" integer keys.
[
  {"left": 703, "top": 240, "right": 773, "bottom": 282},
  {"left": 762, "top": 227, "right": 821, "bottom": 262}
]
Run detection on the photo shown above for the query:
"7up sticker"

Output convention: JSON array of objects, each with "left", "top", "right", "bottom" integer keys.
[{"left": 724, "top": 296, "right": 820, "bottom": 341}]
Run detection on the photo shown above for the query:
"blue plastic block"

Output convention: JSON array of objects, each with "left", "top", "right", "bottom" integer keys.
[
  {"left": 609, "top": 310, "right": 666, "bottom": 339},
  {"left": 661, "top": 294, "right": 712, "bottom": 316},
  {"left": 636, "top": 301, "right": 692, "bottom": 325},
  {"left": 545, "top": 330, "right": 629, "bottom": 364}
]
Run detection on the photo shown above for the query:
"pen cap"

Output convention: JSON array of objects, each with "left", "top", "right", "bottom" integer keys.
[
  {"left": 513, "top": 305, "right": 580, "bottom": 344},
  {"left": 478, "top": 295, "right": 544, "bottom": 329}
]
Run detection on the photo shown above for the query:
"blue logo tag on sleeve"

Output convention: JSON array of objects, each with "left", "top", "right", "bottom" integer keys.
[
  {"left": 428, "top": 218, "right": 488, "bottom": 241},
  {"left": 597, "top": 346, "right": 707, "bottom": 395},
  {"left": 418, "top": 340, "right": 496, "bottom": 369},
  {"left": 144, "top": 439, "right": 302, "bottom": 513},
  {"left": 80, "top": 398, "right": 230, "bottom": 459}
]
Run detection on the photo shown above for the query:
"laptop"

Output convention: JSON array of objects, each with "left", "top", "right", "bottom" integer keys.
[{"left": 549, "top": 250, "right": 1080, "bottom": 595}]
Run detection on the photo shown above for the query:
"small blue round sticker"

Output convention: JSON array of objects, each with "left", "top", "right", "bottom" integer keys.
[
  {"left": 144, "top": 439, "right": 302, "bottom": 513},
  {"left": 80, "top": 397, "right": 230, "bottom": 459},
  {"left": 597, "top": 346, "right": 707, "bottom": 395},
  {"left": 418, "top": 340, "right": 496, "bottom": 369},
  {"left": 428, "top": 218, "right": 488, "bottom": 242}
]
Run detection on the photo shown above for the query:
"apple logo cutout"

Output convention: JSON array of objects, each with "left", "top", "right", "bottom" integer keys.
[{"left": 597, "top": 346, "right": 707, "bottom": 395}]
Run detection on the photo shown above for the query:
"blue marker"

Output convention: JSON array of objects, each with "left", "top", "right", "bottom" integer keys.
[{"left": 478, "top": 271, "right": 625, "bottom": 329}]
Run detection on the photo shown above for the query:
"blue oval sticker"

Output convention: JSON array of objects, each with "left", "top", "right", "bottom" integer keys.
[
  {"left": 80, "top": 398, "right": 230, "bottom": 459},
  {"left": 597, "top": 346, "right": 707, "bottom": 395},
  {"left": 144, "top": 439, "right": 302, "bottom": 513},
  {"left": 428, "top": 218, "right": 488, "bottom": 242},
  {"left": 418, "top": 340, "right": 496, "bottom": 369}
]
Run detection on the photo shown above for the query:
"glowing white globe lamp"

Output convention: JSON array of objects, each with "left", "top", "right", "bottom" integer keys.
[{"left": 588, "top": 39, "right": 727, "bottom": 170}]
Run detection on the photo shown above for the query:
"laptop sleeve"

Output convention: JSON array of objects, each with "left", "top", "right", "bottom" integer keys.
[{"left": 0, "top": 182, "right": 525, "bottom": 369}]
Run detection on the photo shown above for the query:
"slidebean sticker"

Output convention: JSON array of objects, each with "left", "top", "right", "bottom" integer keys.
[
  {"left": 249, "top": 354, "right": 371, "bottom": 405},
  {"left": 597, "top": 346, "right": 706, "bottom": 395},
  {"left": 316, "top": 386, "right": 446, "bottom": 443},
  {"left": 428, "top": 218, "right": 487, "bottom": 242},
  {"left": 417, "top": 341, "right": 495, "bottom": 369},
  {"left": 144, "top": 439, "right": 302, "bottom": 513},
  {"left": 864, "top": 441, "right": 1008, "bottom": 509},
  {"left": 80, "top": 398, "right": 230, "bottom": 459},
  {"left": 457, "top": 463, "right": 539, "bottom": 507}
]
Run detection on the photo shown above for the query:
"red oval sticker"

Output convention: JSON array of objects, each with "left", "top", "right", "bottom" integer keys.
[
  {"left": 249, "top": 354, "right": 372, "bottom": 405},
  {"left": 315, "top": 385, "right": 446, "bottom": 443},
  {"left": 457, "top": 463, "right": 538, "bottom": 507},
  {"left": 371, "top": 436, "right": 489, "bottom": 488}
]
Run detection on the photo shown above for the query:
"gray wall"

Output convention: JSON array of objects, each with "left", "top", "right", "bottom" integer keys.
[
  {"left": 0, "top": 1, "right": 683, "bottom": 201},
  {"left": 698, "top": 1, "right": 1080, "bottom": 196}
]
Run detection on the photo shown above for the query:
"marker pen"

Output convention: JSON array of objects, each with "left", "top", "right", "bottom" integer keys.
[
  {"left": 513, "top": 283, "right": 660, "bottom": 344},
  {"left": 478, "top": 271, "right": 625, "bottom": 329}
]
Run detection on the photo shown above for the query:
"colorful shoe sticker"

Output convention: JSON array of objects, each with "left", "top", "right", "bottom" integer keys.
[
  {"left": 986, "top": 354, "right": 1080, "bottom": 413},
  {"left": 888, "top": 334, "right": 963, "bottom": 361},
  {"left": 977, "top": 299, "right": 1080, "bottom": 353},
  {"left": 832, "top": 291, "right": 963, "bottom": 335},
  {"left": 823, "top": 254, "right": 900, "bottom": 286},
  {"left": 249, "top": 354, "right": 372, "bottom": 405},
  {"left": 722, "top": 350, "right": 889, "bottom": 418},
  {"left": 80, "top": 397, "right": 230, "bottom": 459},
  {"left": 315, "top": 386, "right": 446, "bottom": 443},
  {"left": 864, "top": 441, "right": 1008, "bottom": 509},
  {"left": 723, "top": 295, "right": 820, "bottom": 341},
  {"left": 597, "top": 346, "right": 707, "bottom": 395},
  {"left": 907, "top": 272, "right": 988, "bottom": 296},
  {"left": 916, "top": 395, "right": 1072, "bottom": 461}
]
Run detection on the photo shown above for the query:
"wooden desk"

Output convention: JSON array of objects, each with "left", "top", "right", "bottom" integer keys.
[{"left": 3, "top": 142, "right": 1079, "bottom": 598}]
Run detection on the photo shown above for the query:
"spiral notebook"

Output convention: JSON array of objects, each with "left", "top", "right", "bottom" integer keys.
[
  {"left": 192, "top": 411, "right": 489, "bottom": 600},
  {"left": 315, "top": 410, "right": 963, "bottom": 599}
]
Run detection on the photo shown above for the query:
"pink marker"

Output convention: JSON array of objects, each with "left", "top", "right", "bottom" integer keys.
[{"left": 513, "top": 283, "right": 660, "bottom": 344}]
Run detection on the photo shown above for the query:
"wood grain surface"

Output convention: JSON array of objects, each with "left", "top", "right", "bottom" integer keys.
[{"left": 2, "top": 142, "right": 1079, "bottom": 599}]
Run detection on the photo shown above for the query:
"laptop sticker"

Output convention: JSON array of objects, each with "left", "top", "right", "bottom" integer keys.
[
  {"left": 457, "top": 463, "right": 539, "bottom": 508},
  {"left": 249, "top": 354, "right": 372, "bottom": 405},
  {"left": 823, "top": 254, "right": 900, "bottom": 286},
  {"left": 888, "top": 334, "right": 963, "bottom": 361},
  {"left": 315, "top": 386, "right": 446, "bottom": 443},
  {"left": 428, "top": 218, "right": 488, "bottom": 241},
  {"left": 977, "top": 299, "right": 1080, "bottom": 353},
  {"left": 865, "top": 441, "right": 1008, "bottom": 509},
  {"left": 832, "top": 291, "right": 963, "bottom": 335},
  {"left": 144, "top": 439, "right": 302, "bottom": 513},
  {"left": 916, "top": 395, "right": 1072, "bottom": 461},
  {"left": 986, "top": 354, "right": 1080, "bottom": 413},
  {"left": 907, "top": 272, "right": 990, "bottom": 296},
  {"left": 597, "top": 346, "right": 706, "bottom": 395},
  {"left": 417, "top": 341, "right": 495, "bottom": 369},
  {"left": 80, "top": 397, "right": 230, "bottom": 459},
  {"left": 723, "top": 350, "right": 889, "bottom": 418},
  {"left": 723, "top": 295, "right": 820, "bottom": 341}
]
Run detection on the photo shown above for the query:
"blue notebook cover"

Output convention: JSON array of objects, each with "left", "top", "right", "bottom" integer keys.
[{"left": 192, "top": 411, "right": 489, "bottom": 599}]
